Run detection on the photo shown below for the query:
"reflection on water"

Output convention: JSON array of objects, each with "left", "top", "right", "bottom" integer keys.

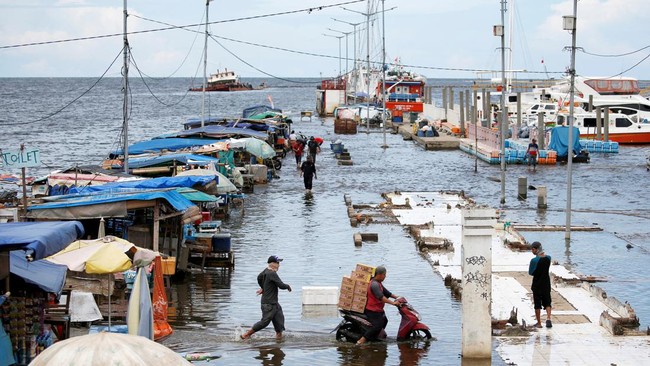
[
  {"left": 337, "top": 343, "right": 388, "bottom": 366},
  {"left": 255, "top": 347, "right": 286, "bottom": 366}
]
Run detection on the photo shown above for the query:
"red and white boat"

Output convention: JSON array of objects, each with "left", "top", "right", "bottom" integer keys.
[{"left": 381, "top": 63, "right": 426, "bottom": 114}]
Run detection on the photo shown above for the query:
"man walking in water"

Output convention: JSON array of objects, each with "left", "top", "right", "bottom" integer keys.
[
  {"left": 300, "top": 155, "right": 317, "bottom": 191},
  {"left": 241, "top": 255, "right": 292, "bottom": 340},
  {"left": 526, "top": 138, "right": 539, "bottom": 171},
  {"left": 529, "top": 241, "right": 552, "bottom": 328},
  {"left": 356, "top": 266, "right": 401, "bottom": 345}
]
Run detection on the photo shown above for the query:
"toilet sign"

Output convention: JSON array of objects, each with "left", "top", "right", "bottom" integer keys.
[{"left": 1, "top": 148, "right": 41, "bottom": 168}]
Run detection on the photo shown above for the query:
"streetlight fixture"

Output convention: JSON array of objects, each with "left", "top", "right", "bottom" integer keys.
[
  {"left": 331, "top": 18, "right": 363, "bottom": 103},
  {"left": 495, "top": 0, "right": 507, "bottom": 205},
  {"left": 322, "top": 33, "right": 344, "bottom": 76},
  {"left": 327, "top": 28, "right": 352, "bottom": 76},
  {"left": 563, "top": 2, "right": 578, "bottom": 240}
]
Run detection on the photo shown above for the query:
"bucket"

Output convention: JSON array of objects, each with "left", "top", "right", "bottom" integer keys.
[
  {"left": 330, "top": 143, "right": 344, "bottom": 154},
  {"left": 201, "top": 211, "right": 210, "bottom": 222},
  {"left": 212, "top": 232, "right": 232, "bottom": 252}
]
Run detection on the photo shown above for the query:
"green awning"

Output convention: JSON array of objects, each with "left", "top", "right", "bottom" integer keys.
[{"left": 175, "top": 188, "right": 219, "bottom": 203}]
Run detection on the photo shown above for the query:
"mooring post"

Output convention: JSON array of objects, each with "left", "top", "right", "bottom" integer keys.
[
  {"left": 588, "top": 95, "right": 594, "bottom": 112},
  {"left": 485, "top": 91, "right": 491, "bottom": 127},
  {"left": 603, "top": 107, "right": 609, "bottom": 141},
  {"left": 596, "top": 107, "right": 602, "bottom": 140},
  {"left": 459, "top": 91, "right": 466, "bottom": 137},
  {"left": 537, "top": 186, "right": 547, "bottom": 209},
  {"left": 442, "top": 87, "right": 448, "bottom": 120},
  {"left": 461, "top": 208, "right": 496, "bottom": 359},
  {"left": 465, "top": 89, "right": 471, "bottom": 129},
  {"left": 518, "top": 176, "right": 527, "bottom": 200},
  {"left": 515, "top": 92, "right": 521, "bottom": 140},
  {"left": 537, "top": 112, "right": 545, "bottom": 148},
  {"left": 449, "top": 88, "right": 454, "bottom": 111},
  {"left": 473, "top": 89, "right": 478, "bottom": 124}
]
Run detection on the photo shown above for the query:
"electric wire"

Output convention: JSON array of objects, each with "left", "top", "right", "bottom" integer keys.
[
  {"left": 0, "top": 48, "right": 124, "bottom": 126},
  {"left": 129, "top": 48, "right": 194, "bottom": 107},
  {"left": 581, "top": 45, "right": 650, "bottom": 58},
  {"left": 0, "top": 0, "right": 364, "bottom": 50}
]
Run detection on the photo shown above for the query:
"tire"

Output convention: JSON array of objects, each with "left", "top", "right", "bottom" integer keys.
[
  {"left": 273, "top": 159, "right": 282, "bottom": 170},
  {"left": 335, "top": 323, "right": 358, "bottom": 343},
  {"left": 406, "top": 329, "right": 432, "bottom": 341}
]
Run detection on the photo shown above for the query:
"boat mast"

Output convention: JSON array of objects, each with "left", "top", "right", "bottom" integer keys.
[
  {"left": 365, "top": 0, "right": 371, "bottom": 133},
  {"left": 506, "top": 0, "right": 514, "bottom": 92},
  {"left": 201, "top": 0, "right": 211, "bottom": 128},
  {"left": 122, "top": 0, "right": 129, "bottom": 174},
  {"left": 381, "top": 0, "right": 387, "bottom": 148}
]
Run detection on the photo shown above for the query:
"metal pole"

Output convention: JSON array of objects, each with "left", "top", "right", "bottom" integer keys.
[
  {"left": 122, "top": 0, "right": 129, "bottom": 174},
  {"left": 500, "top": 0, "right": 507, "bottom": 205},
  {"left": 565, "top": 0, "right": 578, "bottom": 240},
  {"left": 366, "top": 0, "right": 371, "bottom": 133},
  {"left": 20, "top": 144, "right": 27, "bottom": 221},
  {"left": 381, "top": 0, "right": 387, "bottom": 148},
  {"left": 201, "top": 0, "right": 210, "bottom": 128}
]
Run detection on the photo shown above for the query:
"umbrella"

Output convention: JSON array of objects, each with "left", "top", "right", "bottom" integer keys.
[
  {"left": 127, "top": 266, "right": 153, "bottom": 340},
  {"left": 30, "top": 332, "right": 192, "bottom": 366},
  {"left": 45, "top": 236, "right": 158, "bottom": 328},
  {"left": 229, "top": 137, "right": 276, "bottom": 159}
]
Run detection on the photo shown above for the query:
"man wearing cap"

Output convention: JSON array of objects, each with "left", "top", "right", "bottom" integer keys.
[
  {"left": 529, "top": 241, "right": 552, "bottom": 328},
  {"left": 241, "top": 255, "right": 292, "bottom": 340}
]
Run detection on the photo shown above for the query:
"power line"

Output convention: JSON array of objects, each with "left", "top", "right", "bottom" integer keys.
[
  {"left": 0, "top": 48, "right": 124, "bottom": 126},
  {"left": 0, "top": 0, "right": 364, "bottom": 50},
  {"left": 581, "top": 44, "right": 650, "bottom": 58}
]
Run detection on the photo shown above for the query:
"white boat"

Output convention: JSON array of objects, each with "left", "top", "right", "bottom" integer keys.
[{"left": 556, "top": 111, "right": 650, "bottom": 144}]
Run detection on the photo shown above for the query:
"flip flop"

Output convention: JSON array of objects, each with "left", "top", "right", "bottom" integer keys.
[
  {"left": 536, "top": 323, "right": 543, "bottom": 328},
  {"left": 546, "top": 320, "right": 552, "bottom": 328}
]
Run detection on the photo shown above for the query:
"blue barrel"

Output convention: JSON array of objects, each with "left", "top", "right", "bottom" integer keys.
[
  {"left": 330, "top": 143, "right": 344, "bottom": 154},
  {"left": 212, "top": 232, "right": 232, "bottom": 252}
]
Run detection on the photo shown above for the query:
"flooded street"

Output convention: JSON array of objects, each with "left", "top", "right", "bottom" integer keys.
[{"left": 3, "top": 78, "right": 650, "bottom": 365}]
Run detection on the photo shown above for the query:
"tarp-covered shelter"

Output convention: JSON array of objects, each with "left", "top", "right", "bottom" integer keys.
[
  {"left": 10, "top": 252, "right": 68, "bottom": 295},
  {"left": 0, "top": 221, "right": 85, "bottom": 260},
  {"left": 111, "top": 137, "right": 220, "bottom": 156},
  {"left": 242, "top": 105, "right": 282, "bottom": 118},
  {"left": 108, "top": 154, "right": 221, "bottom": 170},
  {"left": 548, "top": 126, "right": 582, "bottom": 157},
  {"left": 67, "top": 176, "right": 218, "bottom": 195},
  {"left": 172, "top": 125, "right": 269, "bottom": 140}
]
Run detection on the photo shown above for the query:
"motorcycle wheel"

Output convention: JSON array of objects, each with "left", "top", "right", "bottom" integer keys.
[
  {"left": 335, "top": 324, "right": 357, "bottom": 343},
  {"left": 406, "top": 329, "right": 432, "bottom": 340},
  {"left": 273, "top": 159, "right": 282, "bottom": 170}
]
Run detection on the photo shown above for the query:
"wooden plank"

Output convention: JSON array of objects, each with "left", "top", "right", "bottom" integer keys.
[{"left": 513, "top": 225, "right": 602, "bottom": 232}]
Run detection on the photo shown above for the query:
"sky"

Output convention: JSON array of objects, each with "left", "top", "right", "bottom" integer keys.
[{"left": 0, "top": 0, "right": 649, "bottom": 80}]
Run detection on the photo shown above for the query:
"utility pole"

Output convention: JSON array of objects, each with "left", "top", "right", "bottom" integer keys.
[
  {"left": 122, "top": 0, "right": 129, "bottom": 174},
  {"left": 563, "top": 0, "right": 578, "bottom": 240},
  {"left": 494, "top": 0, "right": 507, "bottom": 204},
  {"left": 201, "top": 0, "right": 211, "bottom": 128}
]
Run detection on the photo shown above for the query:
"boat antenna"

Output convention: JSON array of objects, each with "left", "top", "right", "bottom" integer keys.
[
  {"left": 201, "top": 0, "right": 212, "bottom": 128},
  {"left": 122, "top": 0, "right": 129, "bottom": 174}
]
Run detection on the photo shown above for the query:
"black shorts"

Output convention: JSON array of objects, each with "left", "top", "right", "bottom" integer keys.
[{"left": 533, "top": 289, "right": 552, "bottom": 309}]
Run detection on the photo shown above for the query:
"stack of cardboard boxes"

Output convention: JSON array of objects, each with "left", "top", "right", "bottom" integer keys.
[{"left": 338, "top": 264, "right": 376, "bottom": 313}]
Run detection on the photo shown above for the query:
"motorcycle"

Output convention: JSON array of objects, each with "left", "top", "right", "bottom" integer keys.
[{"left": 334, "top": 297, "right": 431, "bottom": 343}]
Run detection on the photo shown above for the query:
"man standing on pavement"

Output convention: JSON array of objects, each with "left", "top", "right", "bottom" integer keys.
[
  {"left": 356, "top": 266, "right": 400, "bottom": 345},
  {"left": 529, "top": 241, "right": 553, "bottom": 328},
  {"left": 241, "top": 255, "right": 292, "bottom": 340}
]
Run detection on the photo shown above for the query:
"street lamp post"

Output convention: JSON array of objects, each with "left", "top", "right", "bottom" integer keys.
[
  {"left": 563, "top": 1, "right": 578, "bottom": 240},
  {"left": 332, "top": 18, "right": 362, "bottom": 104},
  {"left": 494, "top": 0, "right": 507, "bottom": 205},
  {"left": 323, "top": 33, "right": 344, "bottom": 76}
]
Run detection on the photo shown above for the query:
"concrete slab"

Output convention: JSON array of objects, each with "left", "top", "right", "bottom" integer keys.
[{"left": 382, "top": 191, "right": 650, "bottom": 365}]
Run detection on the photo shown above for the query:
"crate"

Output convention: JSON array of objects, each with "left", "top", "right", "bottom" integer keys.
[{"left": 161, "top": 257, "right": 176, "bottom": 275}]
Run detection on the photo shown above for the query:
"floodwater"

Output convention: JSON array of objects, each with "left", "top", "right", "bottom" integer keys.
[{"left": 2, "top": 77, "right": 650, "bottom": 365}]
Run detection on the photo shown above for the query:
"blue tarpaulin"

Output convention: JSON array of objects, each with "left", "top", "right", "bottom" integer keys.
[
  {"left": 68, "top": 176, "right": 217, "bottom": 195},
  {"left": 10, "top": 251, "right": 68, "bottom": 295},
  {"left": 29, "top": 190, "right": 196, "bottom": 213},
  {"left": 548, "top": 126, "right": 582, "bottom": 157},
  {"left": 173, "top": 126, "right": 269, "bottom": 139},
  {"left": 112, "top": 137, "right": 220, "bottom": 156},
  {"left": 0, "top": 221, "right": 85, "bottom": 260},
  {"left": 119, "top": 154, "right": 220, "bottom": 169}
]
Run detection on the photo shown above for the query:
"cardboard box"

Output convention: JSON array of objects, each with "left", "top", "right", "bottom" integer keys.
[
  {"left": 355, "top": 263, "right": 376, "bottom": 276},
  {"left": 353, "top": 280, "right": 369, "bottom": 297},
  {"left": 338, "top": 297, "right": 353, "bottom": 310},
  {"left": 350, "top": 301, "right": 366, "bottom": 313},
  {"left": 340, "top": 276, "right": 355, "bottom": 294},
  {"left": 351, "top": 270, "right": 371, "bottom": 282}
]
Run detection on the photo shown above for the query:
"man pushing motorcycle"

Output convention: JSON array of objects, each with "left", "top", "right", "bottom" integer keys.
[{"left": 355, "top": 266, "right": 401, "bottom": 345}]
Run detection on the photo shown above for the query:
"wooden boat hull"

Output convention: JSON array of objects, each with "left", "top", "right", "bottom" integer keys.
[{"left": 189, "top": 83, "right": 253, "bottom": 92}]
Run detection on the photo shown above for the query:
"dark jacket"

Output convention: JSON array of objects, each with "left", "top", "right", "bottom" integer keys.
[{"left": 257, "top": 268, "right": 290, "bottom": 304}]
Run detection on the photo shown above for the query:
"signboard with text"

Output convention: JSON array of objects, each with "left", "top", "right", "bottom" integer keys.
[{"left": 1, "top": 149, "right": 41, "bottom": 169}]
